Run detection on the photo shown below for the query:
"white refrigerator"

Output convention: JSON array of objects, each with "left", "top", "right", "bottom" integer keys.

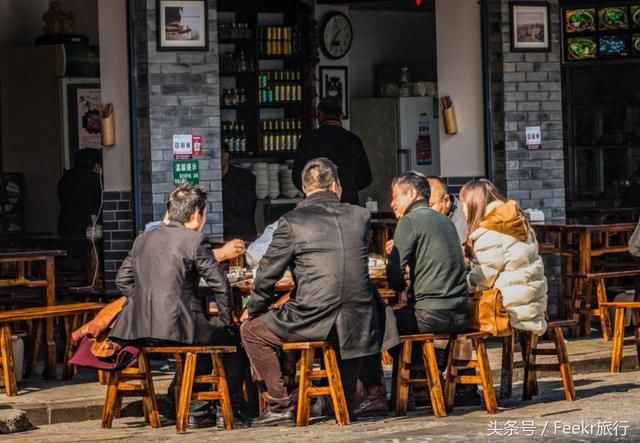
[{"left": 351, "top": 97, "right": 440, "bottom": 212}]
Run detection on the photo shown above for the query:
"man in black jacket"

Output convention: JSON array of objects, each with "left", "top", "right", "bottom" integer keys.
[
  {"left": 292, "top": 97, "right": 372, "bottom": 205},
  {"left": 241, "top": 158, "right": 380, "bottom": 426},
  {"left": 110, "top": 183, "right": 240, "bottom": 428},
  {"left": 222, "top": 143, "right": 257, "bottom": 239}
]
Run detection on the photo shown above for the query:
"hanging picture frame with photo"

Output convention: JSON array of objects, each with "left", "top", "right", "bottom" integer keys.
[
  {"left": 319, "top": 66, "right": 349, "bottom": 119},
  {"left": 156, "top": 0, "right": 209, "bottom": 51},
  {"left": 510, "top": 2, "right": 551, "bottom": 52}
]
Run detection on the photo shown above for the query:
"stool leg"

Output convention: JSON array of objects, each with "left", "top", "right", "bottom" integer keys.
[
  {"left": 421, "top": 340, "right": 446, "bottom": 418},
  {"left": 596, "top": 279, "right": 612, "bottom": 341},
  {"left": 0, "top": 325, "right": 17, "bottom": 396},
  {"left": 444, "top": 339, "right": 459, "bottom": 412},
  {"left": 474, "top": 338, "right": 497, "bottom": 414},
  {"left": 323, "top": 347, "right": 350, "bottom": 426},
  {"left": 550, "top": 326, "right": 576, "bottom": 401},
  {"left": 295, "top": 349, "right": 314, "bottom": 427},
  {"left": 634, "top": 310, "right": 640, "bottom": 367},
  {"left": 139, "top": 352, "right": 161, "bottom": 429},
  {"left": 173, "top": 353, "right": 184, "bottom": 408},
  {"left": 28, "top": 320, "right": 43, "bottom": 378},
  {"left": 101, "top": 370, "right": 121, "bottom": 428},
  {"left": 176, "top": 352, "right": 197, "bottom": 433},
  {"left": 611, "top": 308, "right": 625, "bottom": 373},
  {"left": 522, "top": 333, "right": 538, "bottom": 400},
  {"left": 63, "top": 315, "right": 81, "bottom": 380},
  {"left": 394, "top": 341, "right": 412, "bottom": 416},
  {"left": 499, "top": 333, "right": 514, "bottom": 400},
  {"left": 213, "top": 352, "right": 235, "bottom": 431},
  {"left": 98, "top": 370, "right": 109, "bottom": 385}
]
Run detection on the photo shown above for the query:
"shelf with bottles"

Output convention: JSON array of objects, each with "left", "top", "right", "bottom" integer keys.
[
  {"left": 258, "top": 25, "right": 301, "bottom": 57},
  {"left": 218, "top": 22, "right": 253, "bottom": 41},
  {"left": 222, "top": 120, "right": 254, "bottom": 155},
  {"left": 222, "top": 88, "right": 251, "bottom": 107},
  {"left": 259, "top": 118, "right": 303, "bottom": 154},
  {"left": 258, "top": 69, "right": 303, "bottom": 105},
  {"left": 220, "top": 51, "right": 255, "bottom": 75}
]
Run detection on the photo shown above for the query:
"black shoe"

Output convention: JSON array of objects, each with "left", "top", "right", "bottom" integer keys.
[
  {"left": 250, "top": 410, "right": 295, "bottom": 427},
  {"left": 187, "top": 414, "right": 217, "bottom": 429},
  {"left": 216, "top": 406, "right": 251, "bottom": 428},
  {"left": 454, "top": 388, "right": 482, "bottom": 407},
  {"left": 157, "top": 396, "right": 177, "bottom": 421}
]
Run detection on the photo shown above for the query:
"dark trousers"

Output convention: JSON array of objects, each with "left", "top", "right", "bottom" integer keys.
[
  {"left": 241, "top": 316, "right": 364, "bottom": 413},
  {"left": 163, "top": 312, "right": 247, "bottom": 417}
]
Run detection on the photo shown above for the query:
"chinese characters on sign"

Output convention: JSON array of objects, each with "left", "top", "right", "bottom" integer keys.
[
  {"left": 173, "top": 160, "right": 200, "bottom": 185},
  {"left": 173, "top": 134, "right": 193, "bottom": 159},
  {"left": 525, "top": 126, "right": 542, "bottom": 150}
]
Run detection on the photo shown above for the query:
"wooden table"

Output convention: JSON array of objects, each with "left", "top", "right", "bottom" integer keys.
[
  {"left": 535, "top": 223, "right": 636, "bottom": 327},
  {"left": 567, "top": 207, "right": 640, "bottom": 224},
  {"left": 0, "top": 249, "right": 67, "bottom": 378}
]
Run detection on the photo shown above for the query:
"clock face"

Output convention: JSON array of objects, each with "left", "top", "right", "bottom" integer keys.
[{"left": 321, "top": 13, "right": 353, "bottom": 59}]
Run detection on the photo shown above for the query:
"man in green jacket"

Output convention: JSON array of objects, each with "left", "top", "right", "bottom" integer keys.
[{"left": 385, "top": 171, "right": 477, "bottom": 405}]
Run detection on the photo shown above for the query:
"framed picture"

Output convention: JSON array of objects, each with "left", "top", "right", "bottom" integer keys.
[
  {"left": 60, "top": 78, "right": 101, "bottom": 170},
  {"left": 156, "top": 0, "right": 208, "bottom": 51},
  {"left": 510, "top": 2, "right": 550, "bottom": 52},
  {"left": 319, "top": 66, "right": 349, "bottom": 119}
]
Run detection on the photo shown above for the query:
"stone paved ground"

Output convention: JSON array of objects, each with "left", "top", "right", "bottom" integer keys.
[{"left": 4, "top": 370, "right": 639, "bottom": 442}]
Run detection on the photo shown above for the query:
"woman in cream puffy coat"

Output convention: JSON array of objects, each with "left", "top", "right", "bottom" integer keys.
[{"left": 459, "top": 179, "right": 547, "bottom": 335}]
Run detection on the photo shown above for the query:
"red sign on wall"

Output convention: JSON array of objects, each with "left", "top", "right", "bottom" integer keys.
[{"left": 192, "top": 135, "right": 203, "bottom": 155}]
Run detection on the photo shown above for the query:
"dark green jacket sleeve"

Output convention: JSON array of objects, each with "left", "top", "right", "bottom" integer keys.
[{"left": 386, "top": 217, "right": 416, "bottom": 292}]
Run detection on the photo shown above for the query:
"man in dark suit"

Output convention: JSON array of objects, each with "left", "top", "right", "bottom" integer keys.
[
  {"left": 110, "top": 183, "right": 240, "bottom": 428},
  {"left": 292, "top": 97, "right": 372, "bottom": 205},
  {"left": 241, "top": 158, "right": 380, "bottom": 427}
]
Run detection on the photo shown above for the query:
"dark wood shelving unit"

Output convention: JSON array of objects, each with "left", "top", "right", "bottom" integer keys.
[{"left": 217, "top": 0, "right": 315, "bottom": 161}]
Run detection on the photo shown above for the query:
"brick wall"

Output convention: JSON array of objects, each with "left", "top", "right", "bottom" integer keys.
[
  {"left": 132, "top": 0, "right": 223, "bottom": 237},
  {"left": 102, "top": 191, "right": 134, "bottom": 288},
  {"left": 489, "top": 0, "right": 566, "bottom": 222}
]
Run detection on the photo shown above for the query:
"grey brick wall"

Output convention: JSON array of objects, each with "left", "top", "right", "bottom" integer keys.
[
  {"left": 489, "top": 0, "right": 566, "bottom": 223},
  {"left": 102, "top": 191, "right": 134, "bottom": 289},
  {"left": 133, "top": 0, "right": 223, "bottom": 237}
]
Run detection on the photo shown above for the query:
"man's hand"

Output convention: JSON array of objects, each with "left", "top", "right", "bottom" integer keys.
[
  {"left": 214, "top": 239, "right": 246, "bottom": 262},
  {"left": 385, "top": 240, "right": 394, "bottom": 256},
  {"left": 239, "top": 309, "right": 250, "bottom": 323}
]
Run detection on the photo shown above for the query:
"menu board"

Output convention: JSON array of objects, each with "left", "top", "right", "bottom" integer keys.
[{"left": 563, "top": 5, "right": 640, "bottom": 61}]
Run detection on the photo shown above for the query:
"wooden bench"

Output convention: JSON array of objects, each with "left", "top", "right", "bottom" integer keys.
[
  {"left": 599, "top": 302, "right": 640, "bottom": 373},
  {"left": 0, "top": 302, "right": 105, "bottom": 396},
  {"left": 393, "top": 333, "right": 450, "bottom": 418},
  {"left": 102, "top": 345, "right": 237, "bottom": 433},
  {"left": 281, "top": 341, "right": 350, "bottom": 427},
  {"left": 444, "top": 331, "right": 498, "bottom": 414},
  {"left": 568, "top": 270, "right": 640, "bottom": 340}
]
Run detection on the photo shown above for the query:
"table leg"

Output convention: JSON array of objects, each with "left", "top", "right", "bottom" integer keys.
[
  {"left": 45, "top": 257, "right": 56, "bottom": 379},
  {"left": 611, "top": 308, "right": 625, "bottom": 373}
]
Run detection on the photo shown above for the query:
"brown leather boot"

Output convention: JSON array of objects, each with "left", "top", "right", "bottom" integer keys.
[{"left": 352, "top": 386, "right": 389, "bottom": 420}]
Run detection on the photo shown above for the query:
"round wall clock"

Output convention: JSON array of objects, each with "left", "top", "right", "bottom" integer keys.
[{"left": 320, "top": 12, "right": 353, "bottom": 59}]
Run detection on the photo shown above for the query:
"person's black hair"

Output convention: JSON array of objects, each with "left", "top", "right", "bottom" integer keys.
[
  {"left": 392, "top": 171, "right": 431, "bottom": 200},
  {"left": 301, "top": 157, "right": 340, "bottom": 192},
  {"left": 73, "top": 148, "right": 102, "bottom": 170},
  {"left": 318, "top": 97, "right": 342, "bottom": 120},
  {"left": 167, "top": 182, "right": 207, "bottom": 223}
]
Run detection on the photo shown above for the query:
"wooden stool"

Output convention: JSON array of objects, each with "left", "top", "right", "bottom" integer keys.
[
  {"left": 101, "top": 352, "right": 161, "bottom": 429},
  {"left": 600, "top": 302, "right": 640, "bottom": 373},
  {"left": 393, "top": 333, "right": 450, "bottom": 418},
  {"left": 444, "top": 331, "right": 497, "bottom": 414},
  {"left": 145, "top": 345, "right": 237, "bottom": 433},
  {"left": 282, "top": 341, "right": 350, "bottom": 427},
  {"left": 521, "top": 320, "right": 577, "bottom": 402}
]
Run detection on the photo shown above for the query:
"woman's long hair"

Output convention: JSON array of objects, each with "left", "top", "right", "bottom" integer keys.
[{"left": 459, "top": 179, "right": 508, "bottom": 257}]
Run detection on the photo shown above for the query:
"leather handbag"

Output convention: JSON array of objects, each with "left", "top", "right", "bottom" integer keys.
[
  {"left": 69, "top": 337, "right": 140, "bottom": 371},
  {"left": 468, "top": 289, "right": 512, "bottom": 337}
]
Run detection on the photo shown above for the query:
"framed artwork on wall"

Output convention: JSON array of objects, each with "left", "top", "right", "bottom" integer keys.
[
  {"left": 510, "top": 2, "right": 551, "bottom": 52},
  {"left": 157, "top": 0, "right": 209, "bottom": 51},
  {"left": 60, "top": 78, "right": 101, "bottom": 170},
  {"left": 319, "top": 66, "right": 349, "bottom": 119}
]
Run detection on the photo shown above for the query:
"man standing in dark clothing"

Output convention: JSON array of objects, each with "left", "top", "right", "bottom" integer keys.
[
  {"left": 292, "top": 97, "right": 372, "bottom": 205},
  {"left": 222, "top": 143, "right": 257, "bottom": 239},
  {"left": 57, "top": 148, "right": 103, "bottom": 235},
  {"left": 241, "top": 158, "right": 380, "bottom": 426}
]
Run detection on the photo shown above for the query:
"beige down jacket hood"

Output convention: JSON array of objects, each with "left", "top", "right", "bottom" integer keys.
[{"left": 467, "top": 200, "right": 548, "bottom": 335}]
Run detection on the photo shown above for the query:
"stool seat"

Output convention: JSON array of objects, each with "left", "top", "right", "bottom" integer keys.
[
  {"left": 144, "top": 345, "right": 236, "bottom": 354},
  {"left": 282, "top": 341, "right": 350, "bottom": 427},
  {"left": 399, "top": 333, "right": 451, "bottom": 341}
]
